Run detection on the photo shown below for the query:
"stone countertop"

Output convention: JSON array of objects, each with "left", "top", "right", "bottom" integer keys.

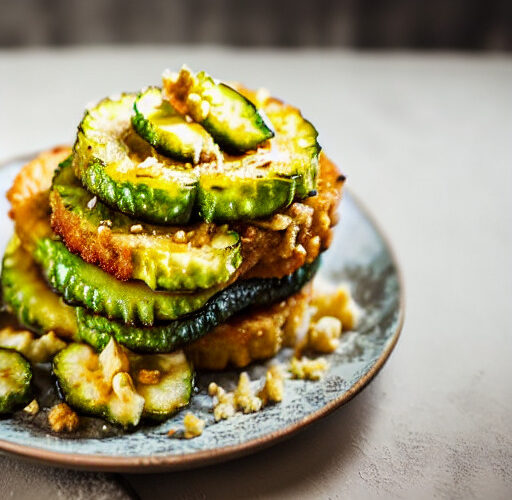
[{"left": 0, "top": 48, "right": 510, "bottom": 499}]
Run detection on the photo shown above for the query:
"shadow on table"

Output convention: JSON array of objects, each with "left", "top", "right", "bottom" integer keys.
[{"left": 124, "top": 376, "right": 381, "bottom": 499}]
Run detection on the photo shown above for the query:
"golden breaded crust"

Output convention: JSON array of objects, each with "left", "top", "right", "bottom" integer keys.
[
  {"left": 7, "top": 146, "right": 71, "bottom": 251},
  {"left": 185, "top": 282, "right": 312, "bottom": 370},
  {"left": 235, "top": 154, "right": 344, "bottom": 279},
  {"left": 50, "top": 151, "right": 343, "bottom": 282}
]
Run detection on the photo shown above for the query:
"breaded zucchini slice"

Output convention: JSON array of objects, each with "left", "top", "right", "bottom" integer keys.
[
  {"left": 73, "top": 83, "right": 319, "bottom": 224},
  {"left": 51, "top": 158, "right": 242, "bottom": 291},
  {"left": 77, "top": 257, "right": 319, "bottom": 354}
]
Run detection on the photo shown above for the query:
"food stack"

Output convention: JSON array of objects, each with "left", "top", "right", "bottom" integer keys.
[{"left": 0, "top": 66, "right": 344, "bottom": 426}]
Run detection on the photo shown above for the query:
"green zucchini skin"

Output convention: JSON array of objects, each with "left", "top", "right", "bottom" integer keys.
[
  {"left": 33, "top": 237, "right": 219, "bottom": 326},
  {"left": 163, "top": 68, "right": 274, "bottom": 154},
  {"left": 53, "top": 343, "right": 144, "bottom": 428},
  {"left": 132, "top": 87, "right": 217, "bottom": 163},
  {"left": 77, "top": 257, "right": 320, "bottom": 353},
  {"left": 73, "top": 94, "right": 197, "bottom": 225},
  {"left": 130, "top": 350, "right": 193, "bottom": 420},
  {"left": 0, "top": 348, "right": 33, "bottom": 414},
  {"left": 73, "top": 88, "right": 318, "bottom": 224},
  {"left": 52, "top": 159, "right": 242, "bottom": 291},
  {"left": 1, "top": 236, "right": 78, "bottom": 339}
]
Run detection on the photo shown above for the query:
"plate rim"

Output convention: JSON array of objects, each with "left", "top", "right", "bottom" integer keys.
[{"left": 0, "top": 152, "right": 405, "bottom": 473}]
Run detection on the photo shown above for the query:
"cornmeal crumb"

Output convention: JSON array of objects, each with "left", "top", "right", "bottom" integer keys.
[
  {"left": 258, "top": 365, "right": 284, "bottom": 404},
  {"left": 289, "top": 356, "right": 329, "bottom": 381},
  {"left": 234, "top": 372, "right": 262, "bottom": 414},
  {"left": 183, "top": 413, "right": 205, "bottom": 439},
  {"left": 307, "top": 316, "right": 342, "bottom": 354},
  {"left": 137, "top": 368, "right": 161, "bottom": 385},
  {"left": 48, "top": 403, "right": 79, "bottom": 432},
  {"left": 23, "top": 399, "right": 39, "bottom": 415},
  {"left": 311, "top": 284, "right": 359, "bottom": 331}
]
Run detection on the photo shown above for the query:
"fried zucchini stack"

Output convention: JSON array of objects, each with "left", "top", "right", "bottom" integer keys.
[{"left": 0, "top": 67, "right": 344, "bottom": 425}]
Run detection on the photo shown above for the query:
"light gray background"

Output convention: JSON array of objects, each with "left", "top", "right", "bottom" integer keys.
[{"left": 0, "top": 48, "right": 510, "bottom": 499}]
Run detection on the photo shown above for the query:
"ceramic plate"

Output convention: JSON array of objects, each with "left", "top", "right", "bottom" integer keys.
[{"left": 0, "top": 154, "right": 404, "bottom": 472}]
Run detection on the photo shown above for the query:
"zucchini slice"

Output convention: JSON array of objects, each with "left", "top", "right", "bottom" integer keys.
[
  {"left": 53, "top": 341, "right": 193, "bottom": 426},
  {"left": 51, "top": 158, "right": 242, "bottom": 291},
  {"left": 163, "top": 66, "right": 274, "bottom": 153},
  {"left": 53, "top": 342, "right": 145, "bottom": 428},
  {"left": 132, "top": 87, "right": 218, "bottom": 163},
  {"left": 129, "top": 350, "right": 193, "bottom": 420},
  {"left": 33, "top": 237, "right": 220, "bottom": 326},
  {"left": 0, "top": 348, "right": 32, "bottom": 414},
  {"left": 1, "top": 236, "right": 78, "bottom": 339},
  {"left": 77, "top": 257, "right": 319, "bottom": 353},
  {"left": 73, "top": 86, "right": 318, "bottom": 224},
  {"left": 73, "top": 93, "right": 197, "bottom": 224}
]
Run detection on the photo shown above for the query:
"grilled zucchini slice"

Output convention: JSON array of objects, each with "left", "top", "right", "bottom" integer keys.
[
  {"left": 73, "top": 93, "right": 197, "bottom": 224},
  {"left": 132, "top": 87, "right": 218, "bottom": 163},
  {"left": 0, "top": 348, "right": 32, "bottom": 414},
  {"left": 51, "top": 158, "right": 242, "bottom": 291},
  {"left": 33, "top": 237, "right": 220, "bottom": 326},
  {"left": 163, "top": 66, "right": 274, "bottom": 153},
  {"left": 77, "top": 257, "right": 319, "bottom": 353},
  {"left": 1, "top": 236, "right": 78, "bottom": 339},
  {"left": 53, "top": 341, "right": 193, "bottom": 426}
]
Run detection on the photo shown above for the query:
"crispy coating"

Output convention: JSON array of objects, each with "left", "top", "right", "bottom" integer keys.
[
  {"left": 185, "top": 282, "right": 313, "bottom": 370},
  {"left": 236, "top": 154, "right": 344, "bottom": 279},
  {"left": 7, "top": 146, "right": 71, "bottom": 250},
  {"left": 50, "top": 151, "right": 343, "bottom": 282}
]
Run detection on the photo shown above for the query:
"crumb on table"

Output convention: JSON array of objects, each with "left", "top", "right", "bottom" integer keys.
[{"left": 48, "top": 403, "right": 79, "bottom": 432}]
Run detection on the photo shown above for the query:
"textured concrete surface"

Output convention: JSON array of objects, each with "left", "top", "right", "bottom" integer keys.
[{"left": 0, "top": 48, "right": 511, "bottom": 499}]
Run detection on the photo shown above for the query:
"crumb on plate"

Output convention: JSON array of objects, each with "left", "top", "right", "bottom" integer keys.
[
  {"left": 183, "top": 413, "right": 205, "bottom": 439},
  {"left": 23, "top": 399, "right": 39, "bottom": 416},
  {"left": 289, "top": 356, "right": 329, "bottom": 381},
  {"left": 48, "top": 403, "right": 79, "bottom": 432}
]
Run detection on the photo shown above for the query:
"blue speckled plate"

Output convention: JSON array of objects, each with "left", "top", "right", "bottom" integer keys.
[{"left": 0, "top": 155, "right": 404, "bottom": 472}]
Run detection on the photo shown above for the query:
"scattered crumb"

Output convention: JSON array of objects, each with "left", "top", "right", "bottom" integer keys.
[
  {"left": 130, "top": 224, "right": 143, "bottom": 234},
  {"left": 48, "top": 403, "right": 79, "bottom": 432},
  {"left": 99, "top": 338, "right": 130, "bottom": 383},
  {"left": 258, "top": 365, "right": 285, "bottom": 405},
  {"left": 289, "top": 356, "right": 329, "bottom": 381},
  {"left": 211, "top": 385, "right": 236, "bottom": 422},
  {"left": 167, "top": 429, "right": 177, "bottom": 438},
  {"left": 183, "top": 413, "right": 205, "bottom": 439},
  {"left": 311, "top": 283, "right": 359, "bottom": 331},
  {"left": 86, "top": 196, "right": 97, "bottom": 209},
  {"left": 136, "top": 368, "right": 161, "bottom": 385},
  {"left": 26, "top": 331, "right": 67, "bottom": 363},
  {"left": 234, "top": 372, "right": 262, "bottom": 414},
  {"left": 23, "top": 399, "right": 39, "bottom": 415},
  {"left": 305, "top": 316, "right": 342, "bottom": 354}
]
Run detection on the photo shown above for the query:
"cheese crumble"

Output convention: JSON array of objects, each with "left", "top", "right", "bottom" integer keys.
[{"left": 48, "top": 403, "right": 79, "bottom": 433}]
